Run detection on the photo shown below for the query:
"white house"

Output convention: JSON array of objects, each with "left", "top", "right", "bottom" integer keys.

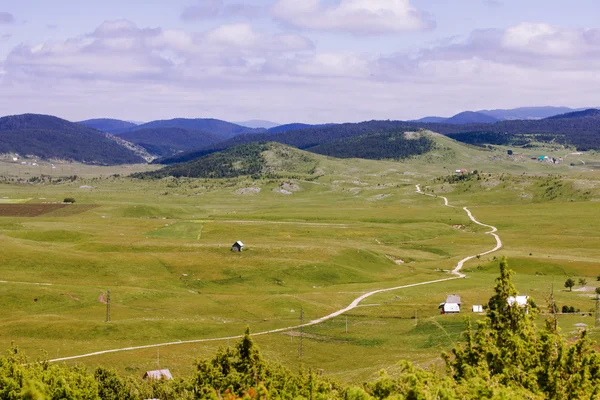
[
  {"left": 507, "top": 295, "right": 529, "bottom": 307},
  {"left": 440, "top": 294, "right": 461, "bottom": 314},
  {"left": 472, "top": 305, "right": 483, "bottom": 313},
  {"left": 143, "top": 369, "right": 173, "bottom": 380}
]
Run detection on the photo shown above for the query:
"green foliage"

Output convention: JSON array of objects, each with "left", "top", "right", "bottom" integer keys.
[
  {"left": 137, "top": 142, "right": 270, "bottom": 179},
  {"left": 444, "top": 257, "right": 600, "bottom": 399},
  {"left": 595, "top": 287, "right": 600, "bottom": 296},
  {"left": 565, "top": 278, "right": 575, "bottom": 291},
  {"left": 309, "top": 131, "right": 434, "bottom": 160},
  {"left": 63, "top": 198, "right": 76, "bottom": 204},
  {"left": 0, "top": 347, "right": 99, "bottom": 399},
  {"left": 579, "top": 278, "right": 588, "bottom": 287},
  {"left": 136, "top": 142, "right": 318, "bottom": 179}
]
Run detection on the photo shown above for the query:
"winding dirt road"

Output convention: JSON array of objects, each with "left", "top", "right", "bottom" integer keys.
[{"left": 47, "top": 184, "right": 502, "bottom": 363}]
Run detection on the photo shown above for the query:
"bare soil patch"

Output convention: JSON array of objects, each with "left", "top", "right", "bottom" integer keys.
[{"left": 0, "top": 204, "right": 97, "bottom": 217}]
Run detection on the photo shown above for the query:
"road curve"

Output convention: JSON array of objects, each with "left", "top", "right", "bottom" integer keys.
[{"left": 47, "top": 184, "right": 501, "bottom": 363}]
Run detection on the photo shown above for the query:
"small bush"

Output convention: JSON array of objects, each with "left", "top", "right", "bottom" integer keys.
[{"left": 63, "top": 197, "right": 76, "bottom": 204}]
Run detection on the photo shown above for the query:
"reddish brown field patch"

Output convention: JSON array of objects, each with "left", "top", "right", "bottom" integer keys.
[{"left": 0, "top": 204, "right": 97, "bottom": 217}]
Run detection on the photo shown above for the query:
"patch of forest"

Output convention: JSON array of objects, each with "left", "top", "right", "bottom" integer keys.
[{"left": 308, "top": 131, "right": 434, "bottom": 160}]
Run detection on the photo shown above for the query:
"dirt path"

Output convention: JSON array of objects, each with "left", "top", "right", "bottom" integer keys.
[{"left": 47, "top": 184, "right": 502, "bottom": 364}]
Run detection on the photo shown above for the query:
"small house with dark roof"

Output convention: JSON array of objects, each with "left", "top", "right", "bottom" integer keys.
[
  {"left": 231, "top": 241, "right": 244, "bottom": 252},
  {"left": 143, "top": 369, "right": 173, "bottom": 380}
]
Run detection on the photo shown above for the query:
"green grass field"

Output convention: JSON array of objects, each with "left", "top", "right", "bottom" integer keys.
[{"left": 0, "top": 140, "right": 599, "bottom": 383}]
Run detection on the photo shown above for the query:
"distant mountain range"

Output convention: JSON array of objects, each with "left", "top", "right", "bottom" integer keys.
[
  {"left": 73, "top": 118, "right": 328, "bottom": 158},
  {"left": 158, "top": 108, "right": 600, "bottom": 164},
  {"left": 2, "top": 106, "right": 599, "bottom": 166},
  {"left": 0, "top": 114, "right": 144, "bottom": 165},
  {"left": 414, "top": 106, "right": 591, "bottom": 124},
  {"left": 78, "top": 118, "right": 138, "bottom": 134},
  {"left": 235, "top": 120, "right": 280, "bottom": 129}
]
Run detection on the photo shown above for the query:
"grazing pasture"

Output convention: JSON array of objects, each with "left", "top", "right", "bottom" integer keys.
[{"left": 0, "top": 146, "right": 599, "bottom": 383}]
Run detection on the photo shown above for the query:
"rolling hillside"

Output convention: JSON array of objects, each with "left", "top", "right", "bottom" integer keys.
[
  {"left": 77, "top": 118, "right": 137, "bottom": 134},
  {"left": 0, "top": 114, "right": 145, "bottom": 165},
  {"left": 135, "top": 142, "right": 319, "bottom": 179},
  {"left": 124, "top": 118, "right": 265, "bottom": 139},
  {"left": 116, "top": 127, "right": 221, "bottom": 157},
  {"left": 309, "top": 131, "right": 434, "bottom": 160},
  {"left": 157, "top": 121, "right": 417, "bottom": 164}
]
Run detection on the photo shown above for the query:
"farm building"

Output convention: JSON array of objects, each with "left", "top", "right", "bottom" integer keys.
[
  {"left": 472, "top": 305, "right": 483, "bottom": 313},
  {"left": 507, "top": 295, "right": 529, "bottom": 307},
  {"left": 231, "top": 241, "right": 245, "bottom": 252},
  {"left": 439, "top": 294, "right": 461, "bottom": 314},
  {"left": 143, "top": 369, "right": 173, "bottom": 380}
]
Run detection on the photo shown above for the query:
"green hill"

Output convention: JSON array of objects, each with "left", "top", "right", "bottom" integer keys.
[
  {"left": 0, "top": 114, "right": 145, "bottom": 165},
  {"left": 135, "top": 142, "right": 319, "bottom": 179},
  {"left": 308, "top": 130, "right": 434, "bottom": 160}
]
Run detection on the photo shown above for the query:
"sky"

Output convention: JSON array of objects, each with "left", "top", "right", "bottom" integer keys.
[{"left": 0, "top": 0, "right": 599, "bottom": 123}]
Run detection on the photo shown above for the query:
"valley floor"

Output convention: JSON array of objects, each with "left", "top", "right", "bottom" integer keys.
[{"left": 0, "top": 152, "right": 599, "bottom": 382}]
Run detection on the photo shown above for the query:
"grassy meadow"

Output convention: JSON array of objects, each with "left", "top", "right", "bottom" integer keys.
[{"left": 0, "top": 140, "right": 599, "bottom": 383}]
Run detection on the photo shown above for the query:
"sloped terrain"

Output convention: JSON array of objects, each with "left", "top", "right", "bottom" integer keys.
[
  {"left": 116, "top": 127, "right": 222, "bottom": 157},
  {"left": 135, "top": 142, "right": 319, "bottom": 179},
  {"left": 0, "top": 114, "right": 144, "bottom": 165}
]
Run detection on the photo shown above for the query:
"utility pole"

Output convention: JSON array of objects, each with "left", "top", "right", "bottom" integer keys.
[
  {"left": 595, "top": 296, "right": 599, "bottom": 327},
  {"left": 345, "top": 316, "right": 348, "bottom": 333},
  {"left": 105, "top": 290, "right": 111, "bottom": 323},
  {"left": 299, "top": 307, "right": 304, "bottom": 359}
]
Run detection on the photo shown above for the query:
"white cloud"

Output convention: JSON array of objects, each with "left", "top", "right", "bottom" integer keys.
[
  {"left": 501, "top": 23, "right": 600, "bottom": 57},
  {"left": 272, "top": 0, "right": 434, "bottom": 34},
  {"left": 2, "top": 20, "right": 314, "bottom": 83},
  {"left": 415, "top": 23, "right": 600, "bottom": 70},
  {"left": 1, "top": 20, "right": 600, "bottom": 123}
]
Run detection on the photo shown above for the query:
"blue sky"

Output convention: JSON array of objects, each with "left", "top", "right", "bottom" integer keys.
[{"left": 0, "top": 0, "right": 599, "bottom": 123}]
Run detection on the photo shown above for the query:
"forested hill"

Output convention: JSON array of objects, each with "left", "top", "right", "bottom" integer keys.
[
  {"left": 0, "top": 114, "right": 145, "bottom": 165},
  {"left": 77, "top": 118, "right": 137, "bottom": 134},
  {"left": 124, "top": 118, "right": 266, "bottom": 139},
  {"left": 157, "top": 110, "right": 600, "bottom": 164},
  {"left": 135, "top": 142, "right": 318, "bottom": 179},
  {"left": 157, "top": 121, "right": 416, "bottom": 164},
  {"left": 115, "top": 127, "right": 222, "bottom": 157},
  {"left": 309, "top": 131, "right": 434, "bottom": 160},
  {"left": 431, "top": 108, "right": 600, "bottom": 150}
]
